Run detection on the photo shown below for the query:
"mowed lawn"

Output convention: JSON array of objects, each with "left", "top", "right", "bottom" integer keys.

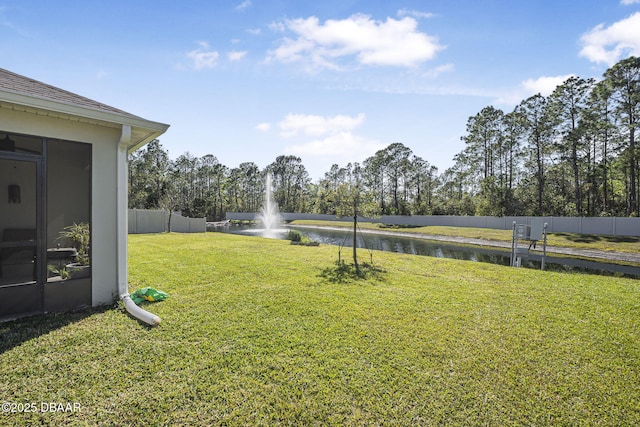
[{"left": 1, "top": 232, "right": 639, "bottom": 426}]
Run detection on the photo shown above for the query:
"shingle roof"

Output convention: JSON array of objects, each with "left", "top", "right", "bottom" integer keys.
[{"left": 0, "top": 67, "right": 143, "bottom": 120}]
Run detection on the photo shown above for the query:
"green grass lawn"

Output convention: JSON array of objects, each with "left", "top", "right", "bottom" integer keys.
[
  {"left": 289, "top": 219, "right": 640, "bottom": 254},
  {"left": 1, "top": 233, "right": 639, "bottom": 426}
]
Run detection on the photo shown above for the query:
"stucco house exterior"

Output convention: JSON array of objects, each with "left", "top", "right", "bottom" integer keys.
[{"left": 0, "top": 68, "right": 169, "bottom": 321}]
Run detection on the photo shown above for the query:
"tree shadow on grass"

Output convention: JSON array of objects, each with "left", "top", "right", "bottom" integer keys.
[
  {"left": 554, "top": 232, "right": 640, "bottom": 244},
  {"left": 319, "top": 261, "right": 387, "bottom": 284}
]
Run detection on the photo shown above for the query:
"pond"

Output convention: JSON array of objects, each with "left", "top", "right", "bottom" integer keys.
[{"left": 213, "top": 225, "right": 640, "bottom": 279}]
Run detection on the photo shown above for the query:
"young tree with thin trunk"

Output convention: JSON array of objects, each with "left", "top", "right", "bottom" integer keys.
[{"left": 331, "top": 163, "right": 378, "bottom": 273}]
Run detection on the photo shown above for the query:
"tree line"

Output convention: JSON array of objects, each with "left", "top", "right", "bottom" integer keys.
[
  {"left": 129, "top": 57, "right": 640, "bottom": 220},
  {"left": 450, "top": 56, "right": 640, "bottom": 217}
]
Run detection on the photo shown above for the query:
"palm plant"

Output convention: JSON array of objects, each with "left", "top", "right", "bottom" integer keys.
[{"left": 58, "top": 222, "right": 90, "bottom": 266}]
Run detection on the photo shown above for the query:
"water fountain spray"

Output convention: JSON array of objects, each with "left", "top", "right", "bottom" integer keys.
[{"left": 257, "top": 172, "right": 283, "bottom": 233}]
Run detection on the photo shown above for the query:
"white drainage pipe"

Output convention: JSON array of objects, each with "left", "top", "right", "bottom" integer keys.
[
  {"left": 121, "top": 294, "right": 161, "bottom": 326},
  {"left": 117, "top": 125, "right": 161, "bottom": 326}
]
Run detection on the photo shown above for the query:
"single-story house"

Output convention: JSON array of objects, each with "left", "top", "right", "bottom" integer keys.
[{"left": 0, "top": 68, "right": 169, "bottom": 322}]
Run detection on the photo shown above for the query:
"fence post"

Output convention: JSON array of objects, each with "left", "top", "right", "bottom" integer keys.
[
  {"left": 542, "top": 222, "right": 548, "bottom": 271},
  {"left": 510, "top": 221, "right": 516, "bottom": 267}
]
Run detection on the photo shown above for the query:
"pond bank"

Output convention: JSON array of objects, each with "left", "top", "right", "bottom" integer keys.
[{"left": 290, "top": 224, "right": 640, "bottom": 265}]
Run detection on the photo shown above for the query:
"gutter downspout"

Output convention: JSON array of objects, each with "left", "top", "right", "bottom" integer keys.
[{"left": 117, "top": 125, "right": 161, "bottom": 326}]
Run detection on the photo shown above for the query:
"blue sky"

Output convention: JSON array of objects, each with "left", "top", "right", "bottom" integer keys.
[{"left": 2, "top": 0, "right": 640, "bottom": 180}]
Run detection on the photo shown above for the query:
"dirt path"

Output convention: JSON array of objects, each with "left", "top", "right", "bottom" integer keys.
[{"left": 292, "top": 224, "right": 640, "bottom": 265}]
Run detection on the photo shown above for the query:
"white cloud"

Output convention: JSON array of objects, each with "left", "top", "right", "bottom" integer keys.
[
  {"left": 278, "top": 113, "right": 366, "bottom": 138},
  {"left": 397, "top": 9, "right": 435, "bottom": 19},
  {"left": 267, "top": 14, "right": 444, "bottom": 70},
  {"left": 423, "top": 63, "right": 454, "bottom": 79},
  {"left": 276, "top": 112, "right": 383, "bottom": 164},
  {"left": 269, "top": 21, "right": 286, "bottom": 33},
  {"left": 579, "top": 12, "right": 640, "bottom": 65},
  {"left": 187, "top": 42, "right": 219, "bottom": 69},
  {"left": 228, "top": 50, "right": 247, "bottom": 61},
  {"left": 495, "top": 74, "right": 574, "bottom": 105},
  {"left": 284, "top": 132, "right": 385, "bottom": 159},
  {"left": 621, "top": 0, "right": 640, "bottom": 5},
  {"left": 235, "top": 0, "right": 251, "bottom": 12},
  {"left": 256, "top": 122, "right": 272, "bottom": 132},
  {"left": 522, "top": 74, "right": 574, "bottom": 97},
  {"left": 494, "top": 91, "right": 527, "bottom": 106}
]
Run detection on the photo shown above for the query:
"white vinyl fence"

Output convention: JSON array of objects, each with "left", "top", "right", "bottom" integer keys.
[
  {"left": 128, "top": 209, "right": 206, "bottom": 234},
  {"left": 225, "top": 212, "right": 640, "bottom": 237}
]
